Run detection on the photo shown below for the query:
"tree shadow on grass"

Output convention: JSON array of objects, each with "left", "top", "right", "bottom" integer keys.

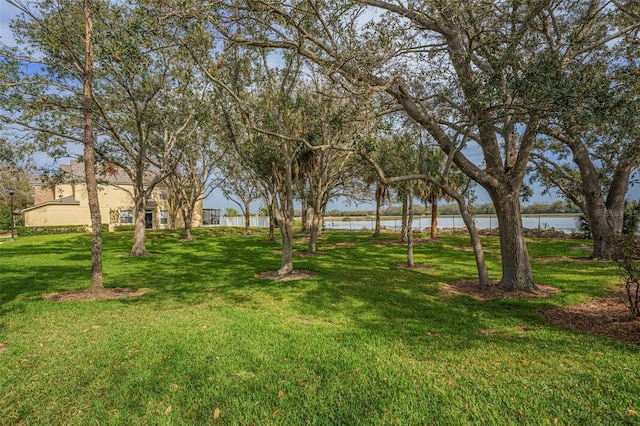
[
  {"left": 0, "top": 234, "right": 94, "bottom": 304},
  {"left": 3, "top": 230, "right": 634, "bottom": 352}
]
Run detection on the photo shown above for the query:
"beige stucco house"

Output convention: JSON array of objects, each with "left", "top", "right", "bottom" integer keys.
[{"left": 23, "top": 160, "right": 204, "bottom": 231}]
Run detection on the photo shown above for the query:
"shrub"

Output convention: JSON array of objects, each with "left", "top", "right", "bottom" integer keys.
[
  {"left": 575, "top": 215, "right": 591, "bottom": 239},
  {"left": 16, "top": 225, "right": 89, "bottom": 236},
  {"left": 0, "top": 206, "right": 25, "bottom": 231},
  {"left": 611, "top": 234, "right": 640, "bottom": 318},
  {"left": 15, "top": 224, "right": 109, "bottom": 236},
  {"left": 576, "top": 201, "right": 640, "bottom": 239},
  {"left": 623, "top": 200, "right": 640, "bottom": 235}
]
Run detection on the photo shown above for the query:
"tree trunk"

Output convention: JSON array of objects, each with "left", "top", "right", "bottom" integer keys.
[
  {"left": 308, "top": 209, "right": 325, "bottom": 254},
  {"left": 457, "top": 198, "right": 490, "bottom": 287},
  {"left": 373, "top": 184, "right": 382, "bottom": 237},
  {"left": 309, "top": 207, "right": 315, "bottom": 233},
  {"left": 587, "top": 207, "right": 623, "bottom": 259},
  {"left": 317, "top": 205, "right": 326, "bottom": 238},
  {"left": 568, "top": 140, "right": 628, "bottom": 259},
  {"left": 277, "top": 214, "right": 294, "bottom": 276},
  {"left": 400, "top": 195, "right": 408, "bottom": 243},
  {"left": 182, "top": 207, "right": 194, "bottom": 241},
  {"left": 275, "top": 134, "right": 296, "bottom": 276},
  {"left": 307, "top": 190, "right": 325, "bottom": 253},
  {"left": 264, "top": 197, "right": 276, "bottom": 242},
  {"left": 308, "top": 217, "right": 319, "bottom": 254},
  {"left": 268, "top": 214, "right": 276, "bottom": 242},
  {"left": 430, "top": 196, "right": 438, "bottom": 240},
  {"left": 243, "top": 200, "right": 251, "bottom": 235},
  {"left": 130, "top": 192, "right": 148, "bottom": 256},
  {"left": 83, "top": 0, "right": 103, "bottom": 292},
  {"left": 491, "top": 190, "right": 536, "bottom": 291},
  {"left": 300, "top": 197, "right": 308, "bottom": 232},
  {"left": 169, "top": 201, "right": 179, "bottom": 229},
  {"left": 406, "top": 191, "right": 414, "bottom": 267}
]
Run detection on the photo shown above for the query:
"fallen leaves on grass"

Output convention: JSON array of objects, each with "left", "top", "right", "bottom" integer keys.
[
  {"left": 539, "top": 287, "right": 640, "bottom": 345},
  {"left": 440, "top": 280, "right": 640, "bottom": 345},
  {"left": 0, "top": 343, "right": 6, "bottom": 354},
  {"left": 439, "top": 280, "right": 560, "bottom": 300}
]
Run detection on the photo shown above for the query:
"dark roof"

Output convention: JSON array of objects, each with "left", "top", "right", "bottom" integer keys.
[
  {"left": 60, "top": 160, "right": 134, "bottom": 185},
  {"left": 34, "top": 160, "right": 159, "bottom": 186},
  {"left": 21, "top": 195, "right": 80, "bottom": 212}
]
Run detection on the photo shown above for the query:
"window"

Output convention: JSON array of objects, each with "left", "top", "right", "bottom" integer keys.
[
  {"left": 203, "top": 208, "right": 221, "bottom": 225},
  {"left": 158, "top": 190, "right": 167, "bottom": 201},
  {"left": 159, "top": 210, "right": 169, "bottom": 225},
  {"left": 119, "top": 210, "right": 133, "bottom": 224}
]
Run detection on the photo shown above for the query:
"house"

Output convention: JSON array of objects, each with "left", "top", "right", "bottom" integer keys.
[{"left": 23, "top": 160, "right": 204, "bottom": 231}]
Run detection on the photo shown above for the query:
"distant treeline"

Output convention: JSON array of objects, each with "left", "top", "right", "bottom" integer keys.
[{"left": 322, "top": 201, "right": 580, "bottom": 217}]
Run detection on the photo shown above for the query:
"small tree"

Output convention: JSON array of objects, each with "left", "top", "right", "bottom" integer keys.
[
  {"left": 225, "top": 207, "right": 240, "bottom": 217},
  {"left": 220, "top": 155, "right": 259, "bottom": 235},
  {"left": 611, "top": 234, "right": 640, "bottom": 318}
]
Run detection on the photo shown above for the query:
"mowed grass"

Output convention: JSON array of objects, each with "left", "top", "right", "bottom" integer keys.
[{"left": 0, "top": 228, "right": 639, "bottom": 425}]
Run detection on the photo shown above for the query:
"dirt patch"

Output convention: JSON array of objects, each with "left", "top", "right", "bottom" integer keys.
[
  {"left": 440, "top": 280, "right": 639, "bottom": 345},
  {"left": 539, "top": 288, "right": 640, "bottom": 345},
  {"left": 454, "top": 246, "right": 501, "bottom": 254},
  {"left": 440, "top": 280, "right": 560, "bottom": 300},
  {"left": 43, "top": 287, "right": 150, "bottom": 302},
  {"left": 296, "top": 251, "right": 326, "bottom": 257},
  {"left": 373, "top": 240, "right": 404, "bottom": 247},
  {"left": 334, "top": 241, "right": 357, "bottom": 247},
  {"left": 571, "top": 244, "right": 593, "bottom": 250},
  {"left": 324, "top": 241, "right": 358, "bottom": 250},
  {"left": 395, "top": 263, "right": 436, "bottom": 271},
  {"left": 114, "top": 252, "right": 158, "bottom": 258},
  {"left": 271, "top": 250, "right": 325, "bottom": 257},
  {"left": 372, "top": 239, "right": 435, "bottom": 247},
  {"left": 413, "top": 238, "right": 442, "bottom": 243},
  {"left": 255, "top": 270, "right": 319, "bottom": 282},
  {"left": 533, "top": 256, "right": 598, "bottom": 264}
]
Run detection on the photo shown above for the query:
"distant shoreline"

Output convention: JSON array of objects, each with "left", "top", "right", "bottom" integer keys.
[{"left": 323, "top": 213, "right": 581, "bottom": 221}]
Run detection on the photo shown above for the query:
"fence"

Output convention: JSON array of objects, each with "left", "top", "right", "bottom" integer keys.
[
  {"left": 323, "top": 215, "right": 581, "bottom": 234},
  {"left": 210, "top": 214, "right": 581, "bottom": 234},
  {"left": 217, "top": 216, "right": 271, "bottom": 228}
]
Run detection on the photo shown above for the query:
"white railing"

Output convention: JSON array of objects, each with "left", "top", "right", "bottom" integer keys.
[{"left": 217, "top": 216, "right": 271, "bottom": 228}]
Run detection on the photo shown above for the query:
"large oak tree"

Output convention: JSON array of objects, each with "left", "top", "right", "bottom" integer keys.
[{"left": 210, "top": 0, "right": 637, "bottom": 290}]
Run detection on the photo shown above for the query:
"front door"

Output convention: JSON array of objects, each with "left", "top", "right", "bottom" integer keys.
[{"left": 145, "top": 211, "right": 153, "bottom": 229}]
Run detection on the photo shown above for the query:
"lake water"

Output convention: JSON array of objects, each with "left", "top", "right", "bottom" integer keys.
[{"left": 323, "top": 215, "right": 581, "bottom": 233}]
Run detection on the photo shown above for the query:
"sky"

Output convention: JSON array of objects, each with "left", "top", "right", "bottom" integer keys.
[
  {"left": 1, "top": 2, "right": 637, "bottom": 213},
  {"left": 0, "top": 4, "right": 15, "bottom": 46}
]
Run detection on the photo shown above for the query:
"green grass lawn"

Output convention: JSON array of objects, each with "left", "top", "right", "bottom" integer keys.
[{"left": 0, "top": 229, "right": 638, "bottom": 425}]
